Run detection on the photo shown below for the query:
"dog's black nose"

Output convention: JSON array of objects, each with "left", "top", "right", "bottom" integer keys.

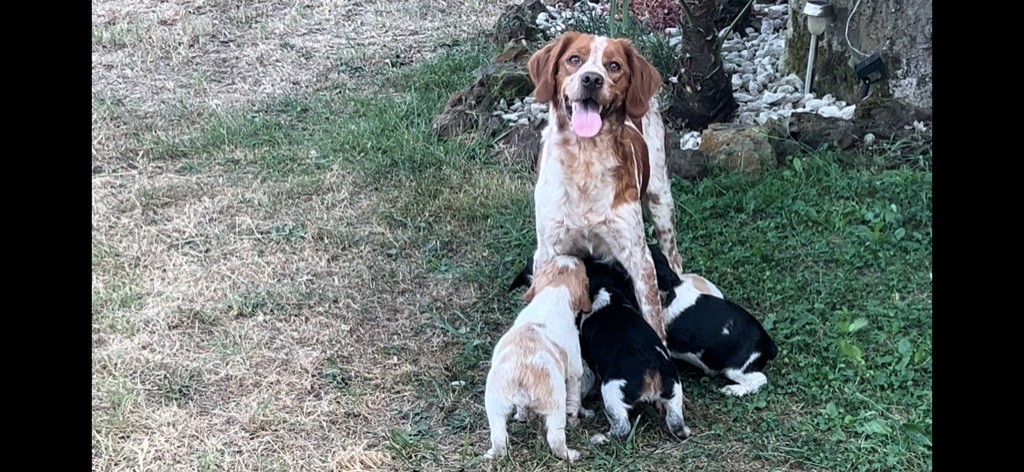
[{"left": 580, "top": 72, "right": 604, "bottom": 90}]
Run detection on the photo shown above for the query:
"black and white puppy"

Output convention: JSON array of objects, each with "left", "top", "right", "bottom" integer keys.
[
  {"left": 650, "top": 249, "right": 779, "bottom": 397},
  {"left": 510, "top": 257, "right": 691, "bottom": 441}
]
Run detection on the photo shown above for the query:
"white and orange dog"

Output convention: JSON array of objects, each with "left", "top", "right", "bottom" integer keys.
[
  {"left": 528, "top": 31, "right": 683, "bottom": 342},
  {"left": 484, "top": 256, "right": 592, "bottom": 462}
]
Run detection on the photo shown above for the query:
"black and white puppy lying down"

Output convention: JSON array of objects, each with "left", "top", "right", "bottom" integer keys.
[
  {"left": 511, "top": 245, "right": 777, "bottom": 399},
  {"left": 510, "top": 256, "right": 691, "bottom": 441},
  {"left": 654, "top": 251, "right": 778, "bottom": 397}
]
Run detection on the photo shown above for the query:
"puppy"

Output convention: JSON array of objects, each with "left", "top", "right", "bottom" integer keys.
[
  {"left": 652, "top": 250, "right": 779, "bottom": 397},
  {"left": 484, "top": 255, "right": 591, "bottom": 462},
  {"left": 510, "top": 256, "right": 691, "bottom": 441},
  {"left": 577, "top": 261, "right": 692, "bottom": 441},
  {"left": 528, "top": 31, "right": 683, "bottom": 343}
]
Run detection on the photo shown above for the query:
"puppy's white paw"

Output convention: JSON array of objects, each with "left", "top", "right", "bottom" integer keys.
[
  {"left": 564, "top": 449, "right": 581, "bottom": 462},
  {"left": 721, "top": 384, "right": 753, "bottom": 397},
  {"left": 589, "top": 433, "right": 609, "bottom": 445}
]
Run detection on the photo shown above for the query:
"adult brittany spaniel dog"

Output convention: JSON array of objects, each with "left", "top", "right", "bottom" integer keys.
[{"left": 527, "top": 31, "right": 683, "bottom": 341}]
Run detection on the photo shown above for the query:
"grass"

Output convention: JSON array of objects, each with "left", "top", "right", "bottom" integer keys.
[{"left": 93, "top": 8, "right": 931, "bottom": 471}]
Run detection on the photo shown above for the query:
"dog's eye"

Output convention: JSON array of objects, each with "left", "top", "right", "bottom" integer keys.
[
  {"left": 608, "top": 62, "right": 621, "bottom": 72},
  {"left": 568, "top": 55, "right": 582, "bottom": 65}
]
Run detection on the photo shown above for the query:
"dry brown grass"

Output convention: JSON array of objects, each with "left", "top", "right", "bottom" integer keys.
[{"left": 93, "top": 0, "right": 516, "bottom": 470}]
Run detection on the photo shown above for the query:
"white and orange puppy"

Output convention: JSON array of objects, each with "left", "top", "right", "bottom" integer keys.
[
  {"left": 484, "top": 256, "right": 592, "bottom": 462},
  {"left": 528, "top": 31, "right": 683, "bottom": 342}
]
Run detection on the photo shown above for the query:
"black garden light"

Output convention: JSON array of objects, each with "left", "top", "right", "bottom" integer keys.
[{"left": 855, "top": 52, "right": 885, "bottom": 99}]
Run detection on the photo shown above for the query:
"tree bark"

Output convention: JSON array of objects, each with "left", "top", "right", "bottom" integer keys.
[{"left": 666, "top": 0, "right": 738, "bottom": 131}]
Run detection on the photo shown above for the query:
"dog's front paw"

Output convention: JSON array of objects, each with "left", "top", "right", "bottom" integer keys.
[
  {"left": 670, "top": 425, "right": 692, "bottom": 440},
  {"left": 721, "top": 384, "right": 753, "bottom": 397},
  {"left": 567, "top": 412, "right": 580, "bottom": 426}
]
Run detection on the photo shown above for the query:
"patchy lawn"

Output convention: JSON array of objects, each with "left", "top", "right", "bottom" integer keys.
[{"left": 92, "top": 1, "right": 932, "bottom": 471}]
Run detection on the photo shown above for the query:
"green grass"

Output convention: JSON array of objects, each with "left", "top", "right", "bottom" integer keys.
[{"left": 151, "top": 37, "right": 931, "bottom": 471}]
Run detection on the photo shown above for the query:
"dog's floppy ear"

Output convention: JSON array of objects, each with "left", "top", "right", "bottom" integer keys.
[
  {"left": 508, "top": 258, "right": 534, "bottom": 291},
  {"left": 528, "top": 32, "right": 579, "bottom": 104},
  {"left": 622, "top": 39, "right": 662, "bottom": 120},
  {"left": 649, "top": 245, "right": 682, "bottom": 290}
]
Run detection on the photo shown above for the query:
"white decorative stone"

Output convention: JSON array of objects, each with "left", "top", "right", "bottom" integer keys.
[
  {"left": 734, "top": 92, "right": 756, "bottom": 102},
  {"left": 516, "top": 118, "right": 529, "bottom": 126},
  {"left": 745, "top": 27, "right": 757, "bottom": 35},
  {"left": 817, "top": 105, "right": 843, "bottom": 118},
  {"left": 776, "top": 84, "right": 796, "bottom": 94},
  {"left": 839, "top": 105, "right": 856, "bottom": 120},
  {"left": 732, "top": 74, "right": 744, "bottom": 88},
  {"left": 762, "top": 92, "right": 786, "bottom": 105},
  {"left": 864, "top": 133, "right": 876, "bottom": 144},
  {"left": 804, "top": 99, "right": 828, "bottom": 111},
  {"left": 738, "top": 112, "right": 756, "bottom": 124},
  {"left": 748, "top": 81, "right": 763, "bottom": 94}
]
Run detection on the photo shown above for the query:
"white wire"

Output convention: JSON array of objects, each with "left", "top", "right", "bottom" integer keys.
[{"left": 845, "top": 0, "right": 869, "bottom": 57}]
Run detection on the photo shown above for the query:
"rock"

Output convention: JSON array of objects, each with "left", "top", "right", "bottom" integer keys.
[
  {"left": 850, "top": 95, "right": 932, "bottom": 139},
  {"left": 699, "top": 123, "right": 777, "bottom": 174},
  {"left": 738, "top": 112, "right": 756, "bottom": 125},
  {"left": 764, "top": 112, "right": 866, "bottom": 158},
  {"left": 433, "top": 46, "right": 535, "bottom": 139},
  {"left": 734, "top": 92, "right": 755, "bottom": 102},
  {"left": 732, "top": 74, "right": 744, "bottom": 88},
  {"left": 817, "top": 105, "right": 843, "bottom": 119},
  {"left": 863, "top": 133, "right": 876, "bottom": 144},
  {"left": 776, "top": 84, "right": 796, "bottom": 94},
  {"left": 780, "top": 74, "right": 803, "bottom": 89},
  {"left": 494, "top": 121, "right": 544, "bottom": 166},
  {"left": 756, "top": 71, "right": 774, "bottom": 85},
  {"left": 493, "top": 0, "right": 548, "bottom": 44},
  {"left": 839, "top": 105, "right": 856, "bottom": 120},
  {"left": 762, "top": 92, "right": 786, "bottom": 105},
  {"left": 747, "top": 81, "right": 763, "bottom": 95},
  {"left": 803, "top": 99, "right": 828, "bottom": 112},
  {"left": 665, "top": 128, "right": 709, "bottom": 180}
]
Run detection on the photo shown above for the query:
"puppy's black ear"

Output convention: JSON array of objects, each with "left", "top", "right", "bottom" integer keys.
[
  {"left": 649, "top": 246, "right": 682, "bottom": 290},
  {"left": 508, "top": 258, "right": 534, "bottom": 291}
]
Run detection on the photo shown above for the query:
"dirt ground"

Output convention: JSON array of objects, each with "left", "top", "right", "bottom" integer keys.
[{"left": 92, "top": 1, "right": 517, "bottom": 470}]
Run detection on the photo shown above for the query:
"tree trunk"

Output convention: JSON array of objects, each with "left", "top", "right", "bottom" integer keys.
[{"left": 666, "top": 0, "right": 739, "bottom": 131}]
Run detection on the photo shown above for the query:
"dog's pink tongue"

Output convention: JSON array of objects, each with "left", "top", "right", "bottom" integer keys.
[{"left": 571, "top": 102, "right": 602, "bottom": 138}]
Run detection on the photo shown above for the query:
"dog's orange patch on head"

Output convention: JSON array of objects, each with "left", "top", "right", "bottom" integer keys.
[
  {"left": 523, "top": 256, "right": 591, "bottom": 313},
  {"left": 690, "top": 276, "right": 713, "bottom": 295}
]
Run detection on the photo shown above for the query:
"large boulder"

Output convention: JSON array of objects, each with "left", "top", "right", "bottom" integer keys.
[
  {"left": 665, "top": 128, "right": 709, "bottom": 181},
  {"left": 699, "top": 123, "right": 777, "bottom": 173},
  {"left": 432, "top": 45, "right": 534, "bottom": 140},
  {"left": 764, "top": 112, "right": 866, "bottom": 159}
]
